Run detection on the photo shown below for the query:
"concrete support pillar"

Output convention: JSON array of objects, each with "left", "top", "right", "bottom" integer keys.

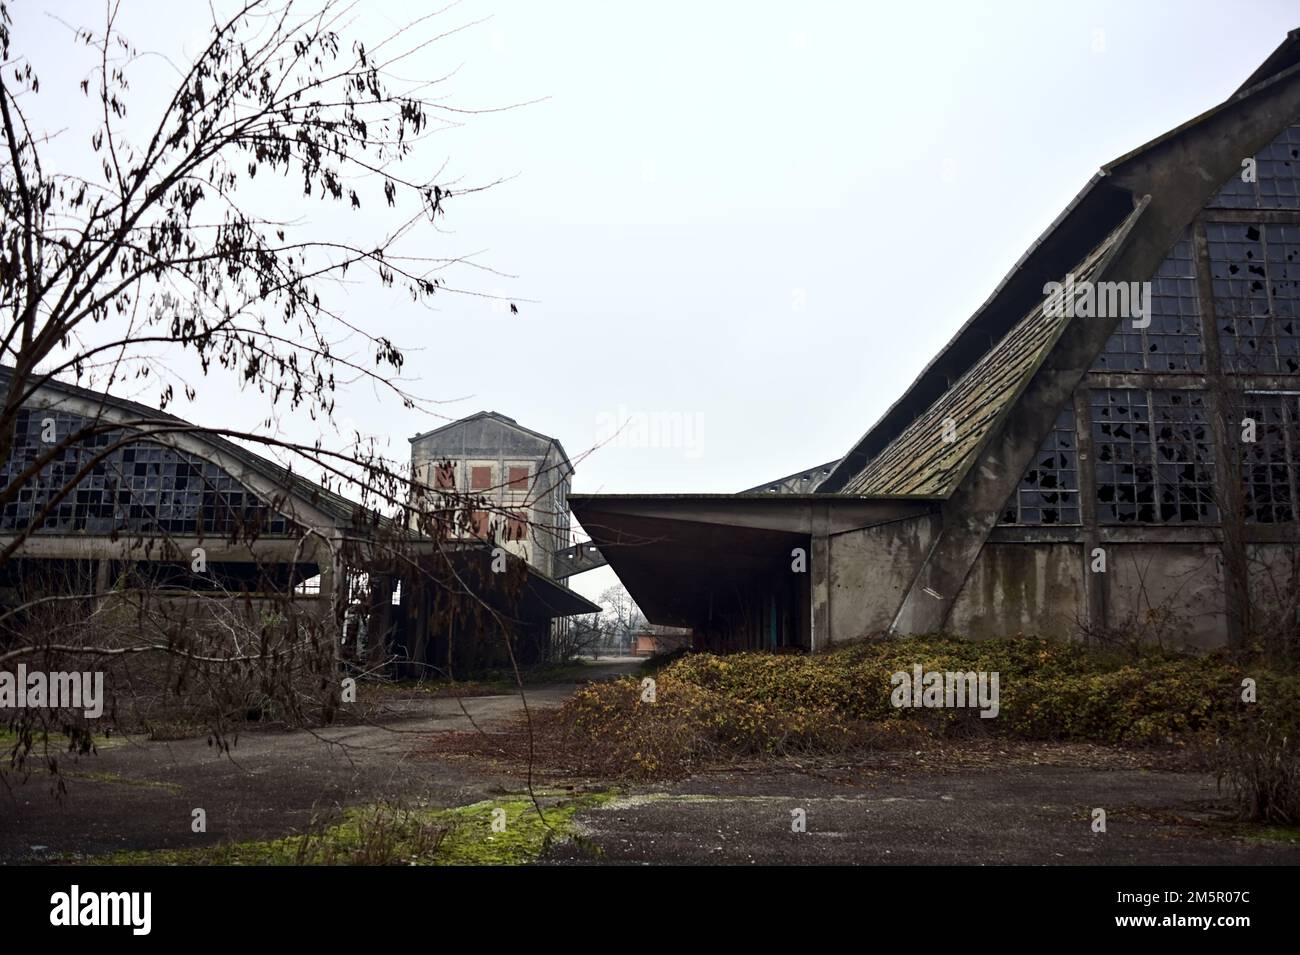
[
  {"left": 314, "top": 538, "right": 345, "bottom": 676},
  {"left": 366, "top": 574, "right": 394, "bottom": 666},
  {"left": 94, "top": 558, "right": 112, "bottom": 611},
  {"left": 1074, "top": 389, "right": 1106, "bottom": 642},
  {"left": 410, "top": 575, "right": 431, "bottom": 679},
  {"left": 810, "top": 503, "right": 831, "bottom": 652},
  {"left": 1195, "top": 219, "right": 1249, "bottom": 648}
]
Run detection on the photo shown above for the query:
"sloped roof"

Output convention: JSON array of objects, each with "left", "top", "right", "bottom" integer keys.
[
  {"left": 409, "top": 410, "right": 520, "bottom": 442},
  {"left": 1238, "top": 27, "right": 1300, "bottom": 95},
  {"left": 409, "top": 410, "right": 574, "bottom": 476},
  {"left": 820, "top": 31, "right": 1300, "bottom": 495},
  {"left": 817, "top": 177, "right": 1135, "bottom": 493},
  {"left": 838, "top": 217, "right": 1132, "bottom": 497},
  {"left": 0, "top": 365, "right": 377, "bottom": 530},
  {"left": 740, "top": 459, "right": 840, "bottom": 494}
]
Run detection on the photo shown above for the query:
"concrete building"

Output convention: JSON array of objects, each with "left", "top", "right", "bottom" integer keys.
[
  {"left": 0, "top": 365, "right": 361, "bottom": 617},
  {"left": 406, "top": 411, "right": 592, "bottom": 665},
  {"left": 409, "top": 411, "right": 573, "bottom": 580},
  {"left": 571, "top": 31, "right": 1300, "bottom": 653}
]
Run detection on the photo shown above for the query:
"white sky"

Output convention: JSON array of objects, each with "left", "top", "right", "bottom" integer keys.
[{"left": 11, "top": 0, "right": 1300, "bottom": 602}]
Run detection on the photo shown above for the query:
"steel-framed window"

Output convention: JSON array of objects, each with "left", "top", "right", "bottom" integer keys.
[
  {"left": 0, "top": 408, "right": 294, "bottom": 536},
  {"left": 1240, "top": 391, "right": 1300, "bottom": 523},
  {"left": 1093, "top": 235, "right": 1204, "bottom": 373},
  {"left": 1000, "top": 408, "right": 1080, "bottom": 525},
  {"left": 1091, "top": 389, "right": 1218, "bottom": 524}
]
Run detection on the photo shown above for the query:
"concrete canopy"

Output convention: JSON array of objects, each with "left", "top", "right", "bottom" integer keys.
[
  {"left": 396, "top": 539, "right": 601, "bottom": 619},
  {"left": 570, "top": 494, "right": 935, "bottom": 627}
]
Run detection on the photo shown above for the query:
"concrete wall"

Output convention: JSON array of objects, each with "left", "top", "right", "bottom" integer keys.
[
  {"left": 1245, "top": 543, "right": 1300, "bottom": 639},
  {"left": 827, "top": 513, "right": 938, "bottom": 642},
  {"left": 947, "top": 542, "right": 1084, "bottom": 640},
  {"left": 1094, "top": 543, "right": 1227, "bottom": 651},
  {"left": 826, "top": 528, "right": 1246, "bottom": 649},
  {"left": 947, "top": 540, "right": 1226, "bottom": 649}
]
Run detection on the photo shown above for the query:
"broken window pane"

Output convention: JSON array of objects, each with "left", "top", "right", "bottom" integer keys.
[
  {"left": 1208, "top": 222, "right": 1300, "bottom": 374},
  {"left": 1264, "top": 224, "right": 1300, "bottom": 374},
  {"left": 1000, "top": 408, "right": 1080, "bottom": 525},
  {"left": 1145, "top": 237, "right": 1204, "bottom": 371},
  {"left": 1093, "top": 324, "right": 1145, "bottom": 372},
  {"left": 1152, "top": 390, "right": 1218, "bottom": 522},
  {"left": 1210, "top": 222, "right": 1272, "bottom": 372},
  {"left": 1241, "top": 393, "right": 1299, "bottom": 523},
  {"left": 1092, "top": 389, "right": 1217, "bottom": 523},
  {"left": 0, "top": 408, "right": 295, "bottom": 537},
  {"left": 1093, "top": 234, "right": 1203, "bottom": 372}
]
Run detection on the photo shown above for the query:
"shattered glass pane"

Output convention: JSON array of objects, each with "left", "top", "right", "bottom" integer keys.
[
  {"left": 1208, "top": 222, "right": 1300, "bottom": 374},
  {"left": 0, "top": 408, "right": 295, "bottom": 537},
  {"left": 999, "top": 408, "right": 1080, "bottom": 525},
  {"left": 1092, "top": 389, "right": 1217, "bottom": 523},
  {"left": 1093, "top": 234, "right": 1203, "bottom": 372},
  {"left": 1209, "top": 222, "right": 1273, "bottom": 373},
  {"left": 1241, "top": 393, "right": 1299, "bottom": 523}
]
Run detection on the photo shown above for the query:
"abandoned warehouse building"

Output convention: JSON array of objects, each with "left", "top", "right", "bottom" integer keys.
[
  {"left": 0, "top": 370, "right": 597, "bottom": 672},
  {"left": 571, "top": 32, "right": 1300, "bottom": 653}
]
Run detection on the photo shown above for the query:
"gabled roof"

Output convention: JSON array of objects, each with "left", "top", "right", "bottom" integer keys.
[
  {"left": 409, "top": 410, "right": 574, "bottom": 476},
  {"left": 409, "top": 410, "right": 519, "bottom": 442}
]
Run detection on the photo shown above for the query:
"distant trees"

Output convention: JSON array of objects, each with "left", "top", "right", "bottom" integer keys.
[
  {"left": 548, "top": 584, "right": 646, "bottom": 663},
  {"left": 598, "top": 582, "right": 644, "bottom": 642}
]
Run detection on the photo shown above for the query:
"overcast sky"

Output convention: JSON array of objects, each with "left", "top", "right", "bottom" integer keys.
[{"left": 13, "top": 0, "right": 1300, "bottom": 602}]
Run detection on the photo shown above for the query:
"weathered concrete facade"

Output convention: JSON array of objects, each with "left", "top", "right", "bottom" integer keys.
[
  {"left": 406, "top": 411, "right": 594, "bottom": 664},
  {"left": 409, "top": 411, "right": 573, "bottom": 580}
]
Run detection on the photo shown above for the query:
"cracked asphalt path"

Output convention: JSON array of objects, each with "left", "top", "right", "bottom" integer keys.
[
  {"left": 1, "top": 663, "right": 637, "bottom": 863},
  {"left": 549, "top": 766, "right": 1300, "bottom": 865}
]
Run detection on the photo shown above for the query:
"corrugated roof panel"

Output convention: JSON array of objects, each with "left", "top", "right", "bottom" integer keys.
[{"left": 840, "top": 216, "right": 1133, "bottom": 498}]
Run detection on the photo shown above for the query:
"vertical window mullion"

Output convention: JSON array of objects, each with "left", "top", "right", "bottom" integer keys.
[
  {"left": 1146, "top": 389, "right": 1159, "bottom": 522},
  {"left": 1289, "top": 398, "right": 1300, "bottom": 521}
]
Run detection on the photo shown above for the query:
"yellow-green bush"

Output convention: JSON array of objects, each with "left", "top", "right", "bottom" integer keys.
[
  {"left": 556, "top": 636, "right": 1300, "bottom": 783},
  {"left": 664, "top": 637, "right": 1299, "bottom": 744}
]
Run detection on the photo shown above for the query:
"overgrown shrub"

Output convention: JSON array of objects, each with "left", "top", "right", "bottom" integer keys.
[
  {"left": 556, "top": 671, "right": 925, "bottom": 779},
  {"left": 553, "top": 636, "right": 1300, "bottom": 785}
]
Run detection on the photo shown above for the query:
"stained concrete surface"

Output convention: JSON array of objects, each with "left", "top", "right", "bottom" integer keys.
[{"left": 550, "top": 766, "right": 1300, "bottom": 865}]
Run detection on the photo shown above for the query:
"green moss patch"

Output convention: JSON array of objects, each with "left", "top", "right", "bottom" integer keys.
[
  {"left": 59, "top": 770, "right": 182, "bottom": 794},
  {"left": 82, "top": 790, "right": 618, "bottom": 866}
]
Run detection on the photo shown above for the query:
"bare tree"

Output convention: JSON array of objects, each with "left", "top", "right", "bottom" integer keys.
[
  {"left": 0, "top": 0, "right": 556, "bottom": 775},
  {"left": 549, "top": 612, "right": 603, "bottom": 664},
  {"left": 593, "top": 582, "right": 645, "bottom": 656}
]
